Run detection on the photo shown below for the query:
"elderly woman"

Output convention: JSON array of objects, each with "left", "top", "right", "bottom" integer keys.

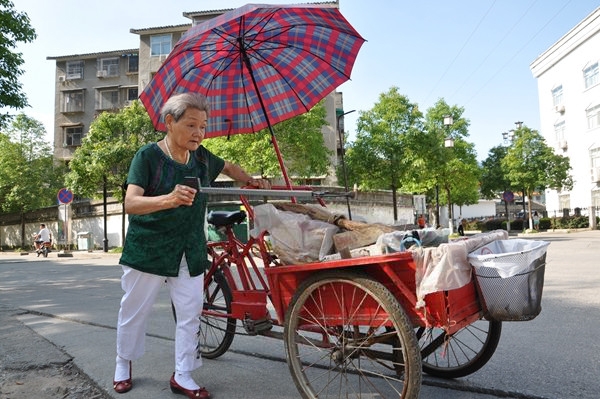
[{"left": 113, "top": 92, "right": 269, "bottom": 398}]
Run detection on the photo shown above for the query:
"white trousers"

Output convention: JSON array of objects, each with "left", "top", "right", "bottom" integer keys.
[{"left": 116, "top": 256, "right": 204, "bottom": 372}]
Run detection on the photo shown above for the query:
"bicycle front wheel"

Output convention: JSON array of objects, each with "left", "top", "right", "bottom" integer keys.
[{"left": 284, "top": 270, "right": 422, "bottom": 399}]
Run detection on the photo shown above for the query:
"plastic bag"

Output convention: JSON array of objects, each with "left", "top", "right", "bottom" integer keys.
[
  {"left": 250, "top": 204, "right": 339, "bottom": 264},
  {"left": 468, "top": 239, "right": 550, "bottom": 278}
]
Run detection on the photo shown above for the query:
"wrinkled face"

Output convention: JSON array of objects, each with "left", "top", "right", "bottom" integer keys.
[{"left": 165, "top": 108, "right": 208, "bottom": 151}]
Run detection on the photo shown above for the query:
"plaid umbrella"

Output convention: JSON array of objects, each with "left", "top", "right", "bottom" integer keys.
[{"left": 140, "top": 3, "right": 365, "bottom": 137}]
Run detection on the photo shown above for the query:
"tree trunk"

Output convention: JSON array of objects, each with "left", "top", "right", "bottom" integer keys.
[
  {"left": 446, "top": 187, "right": 453, "bottom": 233},
  {"left": 391, "top": 186, "right": 398, "bottom": 222},
  {"left": 103, "top": 176, "right": 108, "bottom": 252},
  {"left": 20, "top": 212, "right": 26, "bottom": 249},
  {"left": 526, "top": 189, "right": 534, "bottom": 230},
  {"left": 504, "top": 200, "right": 510, "bottom": 231}
]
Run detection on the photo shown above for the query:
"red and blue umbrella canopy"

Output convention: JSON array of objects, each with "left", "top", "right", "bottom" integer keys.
[{"left": 140, "top": 3, "right": 365, "bottom": 137}]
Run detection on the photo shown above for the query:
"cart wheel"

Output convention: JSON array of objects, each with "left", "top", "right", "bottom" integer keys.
[
  {"left": 43, "top": 248, "right": 48, "bottom": 258},
  {"left": 199, "top": 269, "right": 236, "bottom": 359},
  {"left": 417, "top": 319, "right": 502, "bottom": 378},
  {"left": 284, "top": 270, "right": 422, "bottom": 399}
]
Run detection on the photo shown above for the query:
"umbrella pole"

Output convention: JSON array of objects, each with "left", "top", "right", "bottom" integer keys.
[
  {"left": 240, "top": 39, "right": 293, "bottom": 189},
  {"left": 268, "top": 132, "right": 292, "bottom": 189}
]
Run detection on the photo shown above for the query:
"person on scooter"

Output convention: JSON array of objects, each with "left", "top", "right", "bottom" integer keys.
[{"left": 34, "top": 223, "right": 52, "bottom": 254}]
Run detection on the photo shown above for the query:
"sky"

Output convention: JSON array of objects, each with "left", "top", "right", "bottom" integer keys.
[{"left": 8, "top": 0, "right": 600, "bottom": 161}]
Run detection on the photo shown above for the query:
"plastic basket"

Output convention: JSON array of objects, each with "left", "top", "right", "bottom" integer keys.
[{"left": 468, "top": 239, "right": 550, "bottom": 321}]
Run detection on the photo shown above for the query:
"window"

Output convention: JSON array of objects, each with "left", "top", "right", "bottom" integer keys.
[
  {"left": 554, "top": 121, "right": 565, "bottom": 142},
  {"left": 65, "top": 126, "right": 84, "bottom": 146},
  {"left": 150, "top": 34, "right": 172, "bottom": 56},
  {"left": 127, "top": 87, "right": 138, "bottom": 101},
  {"left": 62, "top": 90, "right": 84, "bottom": 113},
  {"left": 127, "top": 55, "right": 138, "bottom": 73},
  {"left": 66, "top": 61, "right": 84, "bottom": 80},
  {"left": 558, "top": 193, "right": 570, "bottom": 211},
  {"left": 592, "top": 189, "right": 600, "bottom": 208},
  {"left": 96, "top": 89, "right": 119, "bottom": 110},
  {"left": 584, "top": 62, "right": 598, "bottom": 89},
  {"left": 591, "top": 147, "right": 600, "bottom": 186},
  {"left": 98, "top": 58, "right": 119, "bottom": 77},
  {"left": 591, "top": 147, "right": 600, "bottom": 169},
  {"left": 551, "top": 85, "right": 563, "bottom": 106},
  {"left": 587, "top": 104, "right": 600, "bottom": 129}
]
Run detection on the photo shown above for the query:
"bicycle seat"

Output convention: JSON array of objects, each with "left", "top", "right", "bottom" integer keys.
[{"left": 207, "top": 210, "right": 246, "bottom": 227}]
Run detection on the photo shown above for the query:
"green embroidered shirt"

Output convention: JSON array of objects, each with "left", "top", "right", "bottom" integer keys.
[{"left": 119, "top": 143, "right": 224, "bottom": 277}]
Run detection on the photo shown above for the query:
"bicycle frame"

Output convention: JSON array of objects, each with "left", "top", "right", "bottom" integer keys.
[{"left": 205, "top": 222, "right": 279, "bottom": 326}]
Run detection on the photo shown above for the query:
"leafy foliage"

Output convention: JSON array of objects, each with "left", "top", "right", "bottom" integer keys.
[
  {"left": 0, "top": 0, "right": 36, "bottom": 127},
  {"left": 419, "top": 99, "right": 480, "bottom": 209},
  {"left": 0, "top": 114, "right": 65, "bottom": 214},
  {"left": 343, "top": 90, "right": 481, "bottom": 223},
  {"left": 0, "top": 114, "right": 66, "bottom": 246},
  {"left": 344, "top": 87, "right": 423, "bottom": 192},
  {"left": 65, "top": 101, "right": 161, "bottom": 201},
  {"left": 502, "top": 126, "right": 572, "bottom": 228},
  {"left": 204, "top": 101, "right": 330, "bottom": 180},
  {"left": 480, "top": 145, "right": 511, "bottom": 199}
]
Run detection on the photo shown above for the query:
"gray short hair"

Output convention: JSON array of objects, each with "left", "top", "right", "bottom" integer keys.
[{"left": 160, "top": 92, "right": 210, "bottom": 123}]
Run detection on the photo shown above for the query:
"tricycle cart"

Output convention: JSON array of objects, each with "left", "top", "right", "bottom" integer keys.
[{"left": 191, "top": 187, "right": 543, "bottom": 399}]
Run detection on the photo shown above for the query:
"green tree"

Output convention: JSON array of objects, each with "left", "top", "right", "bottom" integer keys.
[
  {"left": 0, "top": 0, "right": 36, "bottom": 127},
  {"left": 344, "top": 87, "right": 423, "bottom": 221},
  {"left": 0, "top": 114, "right": 65, "bottom": 247},
  {"left": 480, "top": 146, "right": 511, "bottom": 199},
  {"left": 204, "top": 101, "right": 330, "bottom": 181},
  {"left": 481, "top": 145, "right": 514, "bottom": 226},
  {"left": 502, "top": 126, "right": 572, "bottom": 229},
  {"left": 403, "top": 99, "right": 479, "bottom": 228},
  {"left": 65, "top": 101, "right": 161, "bottom": 245}
]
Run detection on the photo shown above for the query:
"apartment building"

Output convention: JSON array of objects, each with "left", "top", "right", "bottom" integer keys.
[
  {"left": 530, "top": 7, "right": 600, "bottom": 215},
  {"left": 46, "top": 4, "right": 345, "bottom": 186}
]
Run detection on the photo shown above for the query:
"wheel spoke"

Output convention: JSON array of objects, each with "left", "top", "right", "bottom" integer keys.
[{"left": 284, "top": 271, "right": 422, "bottom": 398}]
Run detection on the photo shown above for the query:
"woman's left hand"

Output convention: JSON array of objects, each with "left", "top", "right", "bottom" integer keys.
[{"left": 246, "top": 178, "right": 271, "bottom": 189}]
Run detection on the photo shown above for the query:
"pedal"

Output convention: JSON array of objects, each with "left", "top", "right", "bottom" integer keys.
[{"left": 242, "top": 317, "right": 273, "bottom": 335}]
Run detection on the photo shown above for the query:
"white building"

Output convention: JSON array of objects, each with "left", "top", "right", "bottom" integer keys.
[{"left": 530, "top": 7, "right": 600, "bottom": 217}]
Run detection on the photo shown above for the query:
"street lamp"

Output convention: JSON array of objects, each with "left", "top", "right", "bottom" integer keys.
[
  {"left": 502, "top": 130, "right": 515, "bottom": 146},
  {"left": 500, "top": 122, "right": 524, "bottom": 232},
  {"left": 336, "top": 109, "right": 355, "bottom": 219},
  {"left": 443, "top": 115, "right": 454, "bottom": 233}
]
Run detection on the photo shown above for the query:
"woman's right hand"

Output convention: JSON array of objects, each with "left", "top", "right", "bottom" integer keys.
[{"left": 168, "top": 184, "right": 197, "bottom": 208}]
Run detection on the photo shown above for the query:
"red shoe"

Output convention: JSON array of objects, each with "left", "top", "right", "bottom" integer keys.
[
  {"left": 170, "top": 373, "right": 211, "bottom": 399},
  {"left": 113, "top": 361, "right": 132, "bottom": 394}
]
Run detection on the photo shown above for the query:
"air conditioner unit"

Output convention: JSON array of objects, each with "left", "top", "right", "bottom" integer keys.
[
  {"left": 124, "top": 100, "right": 132, "bottom": 107},
  {"left": 558, "top": 140, "right": 568, "bottom": 150},
  {"left": 58, "top": 76, "right": 66, "bottom": 83},
  {"left": 555, "top": 104, "right": 565, "bottom": 113},
  {"left": 96, "top": 70, "right": 107, "bottom": 78},
  {"left": 593, "top": 167, "right": 600, "bottom": 183}
]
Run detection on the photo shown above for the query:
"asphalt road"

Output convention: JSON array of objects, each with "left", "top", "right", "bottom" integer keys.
[{"left": 0, "top": 230, "right": 598, "bottom": 398}]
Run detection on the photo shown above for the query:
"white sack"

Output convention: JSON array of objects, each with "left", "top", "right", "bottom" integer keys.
[{"left": 251, "top": 203, "right": 339, "bottom": 264}]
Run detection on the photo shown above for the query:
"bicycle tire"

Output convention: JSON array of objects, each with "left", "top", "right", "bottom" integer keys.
[
  {"left": 284, "top": 270, "right": 422, "bottom": 399},
  {"left": 199, "top": 269, "right": 236, "bottom": 359},
  {"left": 418, "top": 319, "right": 502, "bottom": 378}
]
